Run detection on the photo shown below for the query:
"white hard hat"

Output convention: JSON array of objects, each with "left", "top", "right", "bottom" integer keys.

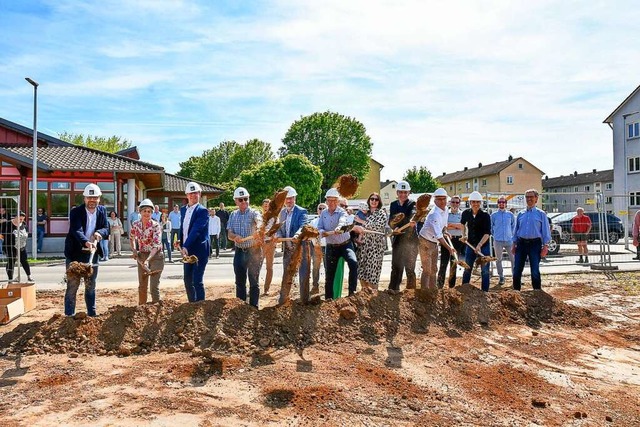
[
  {"left": 469, "top": 191, "right": 483, "bottom": 201},
  {"left": 433, "top": 188, "right": 448, "bottom": 197},
  {"left": 185, "top": 182, "right": 203, "bottom": 194},
  {"left": 139, "top": 199, "right": 154, "bottom": 210},
  {"left": 233, "top": 187, "right": 250, "bottom": 199},
  {"left": 83, "top": 183, "right": 102, "bottom": 197},
  {"left": 397, "top": 181, "right": 411, "bottom": 191},
  {"left": 325, "top": 188, "right": 340, "bottom": 199},
  {"left": 283, "top": 186, "right": 297, "bottom": 197}
]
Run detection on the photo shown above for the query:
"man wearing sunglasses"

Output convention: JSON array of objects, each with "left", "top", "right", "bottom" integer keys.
[
  {"left": 388, "top": 180, "right": 418, "bottom": 292},
  {"left": 491, "top": 196, "right": 516, "bottom": 285},
  {"left": 437, "top": 194, "right": 465, "bottom": 288},
  {"left": 179, "top": 182, "right": 210, "bottom": 302},
  {"left": 227, "top": 187, "right": 263, "bottom": 308}
]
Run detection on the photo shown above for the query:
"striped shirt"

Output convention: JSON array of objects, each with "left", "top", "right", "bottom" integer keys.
[
  {"left": 227, "top": 208, "right": 261, "bottom": 249},
  {"left": 317, "top": 207, "right": 350, "bottom": 245}
]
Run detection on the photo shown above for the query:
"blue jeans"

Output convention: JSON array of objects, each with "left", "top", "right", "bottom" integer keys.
[
  {"left": 462, "top": 244, "right": 491, "bottom": 292},
  {"left": 64, "top": 257, "right": 99, "bottom": 316},
  {"left": 324, "top": 241, "right": 358, "bottom": 299},
  {"left": 162, "top": 237, "right": 172, "bottom": 261},
  {"left": 513, "top": 238, "right": 543, "bottom": 290},
  {"left": 37, "top": 227, "right": 45, "bottom": 252},
  {"left": 183, "top": 256, "right": 209, "bottom": 302},
  {"left": 234, "top": 246, "right": 262, "bottom": 307},
  {"left": 100, "top": 239, "right": 109, "bottom": 260},
  {"left": 279, "top": 242, "right": 311, "bottom": 304}
]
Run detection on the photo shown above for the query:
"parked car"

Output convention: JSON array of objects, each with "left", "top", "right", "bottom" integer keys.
[
  {"left": 547, "top": 217, "right": 563, "bottom": 256},
  {"left": 552, "top": 212, "right": 624, "bottom": 244}
]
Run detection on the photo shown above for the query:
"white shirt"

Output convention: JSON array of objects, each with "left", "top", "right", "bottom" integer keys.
[
  {"left": 419, "top": 205, "right": 448, "bottom": 243},
  {"left": 208, "top": 215, "right": 221, "bottom": 236},
  {"left": 84, "top": 208, "right": 97, "bottom": 240},
  {"left": 182, "top": 204, "right": 198, "bottom": 244},
  {"left": 310, "top": 217, "right": 326, "bottom": 247}
]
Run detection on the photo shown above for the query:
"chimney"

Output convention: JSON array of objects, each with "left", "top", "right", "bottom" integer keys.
[
  {"left": 478, "top": 162, "right": 482, "bottom": 168},
  {"left": 508, "top": 155, "right": 513, "bottom": 161},
  {"left": 545, "top": 175, "right": 548, "bottom": 180},
  {"left": 574, "top": 171, "right": 577, "bottom": 177},
  {"left": 464, "top": 166, "right": 468, "bottom": 171},
  {"left": 593, "top": 168, "right": 596, "bottom": 173},
  {"left": 442, "top": 172, "right": 446, "bottom": 176}
]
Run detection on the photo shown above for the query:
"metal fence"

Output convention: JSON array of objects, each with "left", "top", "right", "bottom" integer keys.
[{"left": 0, "top": 196, "right": 23, "bottom": 285}]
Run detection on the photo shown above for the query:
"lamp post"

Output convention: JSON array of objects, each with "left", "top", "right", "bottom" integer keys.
[
  {"left": 622, "top": 111, "right": 639, "bottom": 250},
  {"left": 26, "top": 77, "right": 38, "bottom": 260}
]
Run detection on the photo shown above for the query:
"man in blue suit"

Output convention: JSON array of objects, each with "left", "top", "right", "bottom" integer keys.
[
  {"left": 64, "top": 183, "right": 110, "bottom": 317},
  {"left": 276, "top": 186, "right": 311, "bottom": 304},
  {"left": 179, "top": 182, "right": 210, "bottom": 302}
]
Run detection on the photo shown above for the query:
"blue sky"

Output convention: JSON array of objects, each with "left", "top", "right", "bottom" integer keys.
[{"left": 1, "top": 0, "right": 639, "bottom": 183}]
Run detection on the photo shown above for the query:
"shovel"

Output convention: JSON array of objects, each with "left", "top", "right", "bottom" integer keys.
[
  {"left": 67, "top": 247, "right": 97, "bottom": 278},
  {"left": 444, "top": 235, "right": 470, "bottom": 271},
  {"left": 462, "top": 240, "right": 497, "bottom": 267}
]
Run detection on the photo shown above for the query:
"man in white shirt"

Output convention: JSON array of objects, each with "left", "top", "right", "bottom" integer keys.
[
  {"left": 418, "top": 188, "right": 456, "bottom": 290},
  {"left": 208, "top": 208, "right": 221, "bottom": 258}
]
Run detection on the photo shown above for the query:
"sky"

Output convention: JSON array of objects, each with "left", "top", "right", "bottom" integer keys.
[{"left": 1, "top": 0, "right": 639, "bottom": 183}]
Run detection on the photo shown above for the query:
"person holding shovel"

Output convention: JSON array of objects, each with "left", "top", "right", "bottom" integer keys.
[
  {"left": 130, "top": 199, "right": 164, "bottom": 304},
  {"left": 418, "top": 188, "right": 456, "bottom": 290},
  {"left": 461, "top": 191, "right": 492, "bottom": 292},
  {"left": 63, "top": 183, "right": 109, "bottom": 317},
  {"left": 180, "top": 182, "right": 210, "bottom": 302}
]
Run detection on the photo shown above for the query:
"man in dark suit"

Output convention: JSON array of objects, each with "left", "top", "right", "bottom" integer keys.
[
  {"left": 64, "top": 183, "right": 110, "bottom": 317},
  {"left": 276, "top": 186, "right": 311, "bottom": 304},
  {"left": 180, "top": 182, "right": 210, "bottom": 302}
]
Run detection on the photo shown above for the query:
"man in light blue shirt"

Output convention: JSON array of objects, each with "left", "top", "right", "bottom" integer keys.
[
  {"left": 511, "top": 189, "right": 551, "bottom": 290},
  {"left": 168, "top": 204, "right": 182, "bottom": 249},
  {"left": 491, "top": 196, "right": 516, "bottom": 285}
]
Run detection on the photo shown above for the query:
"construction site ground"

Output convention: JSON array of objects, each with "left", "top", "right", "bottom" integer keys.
[{"left": 1, "top": 271, "right": 639, "bottom": 426}]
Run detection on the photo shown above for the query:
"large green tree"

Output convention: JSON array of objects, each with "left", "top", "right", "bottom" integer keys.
[
  {"left": 178, "top": 139, "right": 274, "bottom": 186},
  {"left": 403, "top": 166, "right": 440, "bottom": 193},
  {"left": 279, "top": 111, "right": 372, "bottom": 190},
  {"left": 216, "top": 155, "right": 322, "bottom": 209},
  {"left": 58, "top": 132, "right": 132, "bottom": 153}
]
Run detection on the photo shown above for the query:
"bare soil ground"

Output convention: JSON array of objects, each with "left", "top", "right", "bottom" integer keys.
[{"left": 1, "top": 273, "right": 639, "bottom": 426}]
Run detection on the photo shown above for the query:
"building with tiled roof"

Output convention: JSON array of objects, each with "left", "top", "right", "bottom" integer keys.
[
  {"left": 0, "top": 117, "right": 224, "bottom": 250},
  {"left": 437, "top": 156, "right": 544, "bottom": 203},
  {"left": 542, "top": 169, "right": 614, "bottom": 213}
]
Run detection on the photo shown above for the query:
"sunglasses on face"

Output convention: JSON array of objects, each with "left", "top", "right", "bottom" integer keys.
[
  {"left": 318, "top": 207, "right": 325, "bottom": 211},
  {"left": 498, "top": 201, "right": 506, "bottom": 204},
  {"left": 369, "top": 198, "right": 380, "bottom": 201},
  {"left": 237, "top": 198, "right": 249, "bottom": 202},
  {"left": 450, "top": 201, "right": 460, "bottom": 204}
]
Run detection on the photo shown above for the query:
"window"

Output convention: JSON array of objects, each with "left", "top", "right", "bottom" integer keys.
[
  {"left": 629, "top": 157, "right": 640, "bottom": 173},
  {"left": 562, "top": 188, "right": 567, "bottom": 193},
  {"left": 481, "top": 179, "right": 487, "bottom": 186},
  {"left": 605, "top": 196, "right": 613, "bottom": 204},
  {"left": 584, "top": 185, "right": 590, "bottom": 192},
  {"left": 518, "top": 163, "right": 523, "bottom": 169},
  {"left": 449, "top": 185, "right": 453, "bottom": 191},
  {"left": 574, "top": 186, "right": 579, "bottom": 192},
  {"left": 51, "top": 194, "right": 70, "bottom": 218},
  {"left": 562, "top": 200, "right": 567, "bottom": 206},
  {"left": 553, "top": 189, "right": 558, "bottom": 193},
  {"left": 506, "top": 176, "right": 513, "bottom": 185},
  {"left": 52, "top": 181, "right": 70, "bottom": 190},
  {"left": 631, "top": 192, "right": 640, "bottom": 206},
  {"left": 606, "top": 183, "right": 613, "bottom": 190},
  {"left": 466, "top": 182, "right": 470, "bottom": 190},
  {"left": 628, "top": 122, "right": 640, "bottom": 139}
]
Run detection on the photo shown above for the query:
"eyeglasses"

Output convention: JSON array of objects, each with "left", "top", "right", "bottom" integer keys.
[
  {"left": 450, "top": 201, "right": 460, "bottom": 204},
  {"left": 237, "top": 198, "right": 249, "bottom": 202},
  {"left": 318, "top": 207, "right": 325, "bottom": 211},
  {"left": 525, "top": 196, "right": 536, "bottom": 199},
  {"left": 498, "top": 201, "right": 506, "bottom": 204},
  {"left": 340, "top": 205, "right": 348, "bottom": 208}
]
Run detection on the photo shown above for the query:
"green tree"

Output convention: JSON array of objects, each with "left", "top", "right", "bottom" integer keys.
[
  {"left": 219, "top": 154, "right": 322, "bottom": 209},
  {"left": 178, "top": 139, "right": 274, "bottom": 186},
  {"left": 58, "top": 132, "right": 132, "bottom": 153},
  {"left": 279, "top": 111, "right": 372, "bottom": 190},
  {"left": 403, "top": 166, "right": 440, "bottom": 193}
]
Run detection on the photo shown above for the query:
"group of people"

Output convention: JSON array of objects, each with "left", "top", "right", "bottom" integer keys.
[{"left": 60, "top": 181, "right": 553, "bottom": 317}]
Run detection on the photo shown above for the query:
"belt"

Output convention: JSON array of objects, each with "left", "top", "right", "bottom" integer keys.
[
  {"left": 518, "top": 237, "right": 541, "bottom": 242},
  {"left": 327, "top": 240, "right": 350, "bottom": 247}
]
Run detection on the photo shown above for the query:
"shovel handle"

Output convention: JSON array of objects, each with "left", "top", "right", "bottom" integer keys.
[{"left": 463, "top": 239, "right": 483, "bottom": 255}]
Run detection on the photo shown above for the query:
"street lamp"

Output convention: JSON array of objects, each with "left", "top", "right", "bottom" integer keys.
[{"left": 25, "top": 77, "right": 38, "bottom": 260}]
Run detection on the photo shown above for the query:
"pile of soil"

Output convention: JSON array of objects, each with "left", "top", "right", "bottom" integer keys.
[{"left": 0, "top": 285, "right": 601, "bottom": 358}]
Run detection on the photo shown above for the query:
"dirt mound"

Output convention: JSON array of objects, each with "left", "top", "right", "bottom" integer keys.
[{"left": 0, "top": 285, "right": 601, "bottom": 357}]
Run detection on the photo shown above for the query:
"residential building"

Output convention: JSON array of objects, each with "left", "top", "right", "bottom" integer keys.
[
  {"left": 542, "top": 169, "right": 614, "bottom": 213},
  {"left": 379, "top": 180, "right": 397, "bottom": 206},
  {"left": 438, "top": 156, "right": 544, "bottom": 207},
  {"left": 353, "top": 158, "right": 383, "bottom": 199},
  {"left": 604, "top": 84, "right": 640, "bottom": 225}
]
